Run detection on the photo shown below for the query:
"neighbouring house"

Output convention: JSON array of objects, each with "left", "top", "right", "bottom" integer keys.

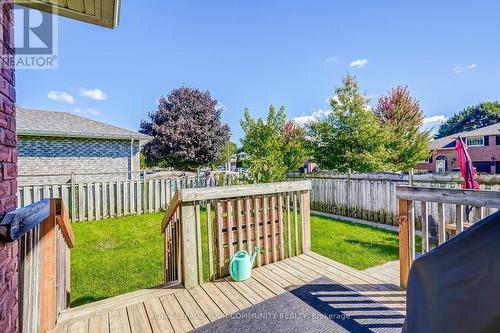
[
  {"left": 17, "top": 106, "right": 151, "bottom": 185},
  {"left": 416, "top": 122, "right": 500, "bottom": 174}
]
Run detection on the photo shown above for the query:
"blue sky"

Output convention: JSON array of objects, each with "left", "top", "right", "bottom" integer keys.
[{"left": 16, "top": 0, "right": 500, "bottom": 143}]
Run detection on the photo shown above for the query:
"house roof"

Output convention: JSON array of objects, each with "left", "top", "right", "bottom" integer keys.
[
  {"left": 19, "top": 0, "right": 121, "bottom": 29},
  {"left": 430, "top": 122, "right": 500, "bottom": 150},
  {"left": 17, "top": 106, "right": 152, "bottom": 142}
]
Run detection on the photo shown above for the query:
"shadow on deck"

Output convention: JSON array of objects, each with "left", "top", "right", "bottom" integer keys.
[{"left": 51, "top": 252, "right": 405, "bottom": 333}]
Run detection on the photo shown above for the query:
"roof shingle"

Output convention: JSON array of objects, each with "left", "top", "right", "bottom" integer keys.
[
  {"left": 430, "top": 122, "right": 500, "bottom": 150},
  {"left": 17, "top": 106, "right": 151, "bottom": 141}
]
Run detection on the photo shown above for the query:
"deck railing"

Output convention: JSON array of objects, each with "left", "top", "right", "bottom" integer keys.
[
  {"left": 1, "top": 198, "right": 74, "bottom": 333},
  {"left": 396, "top": 186, "right": 500, "bottom": 288},
  {"left": 161, "top": 181, "right": 312, "bottom": 288}
]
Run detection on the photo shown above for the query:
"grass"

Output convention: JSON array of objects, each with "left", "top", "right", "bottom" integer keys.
[
  {"left": 71, "top": 211, "right": 414, "bottom": 307},
  {"left": 311, "top": 214, "right": 419, "bottom": 270}
]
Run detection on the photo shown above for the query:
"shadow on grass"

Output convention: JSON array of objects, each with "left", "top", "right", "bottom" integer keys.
[
  {"left": 344, "top": 239, "right": 398, "bottom": 257},
  {"left": 71, "top": 295, "right": 108, "bottom": 307}
]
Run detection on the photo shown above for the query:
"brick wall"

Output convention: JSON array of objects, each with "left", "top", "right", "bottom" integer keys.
[
  {"left": 0, "top": 1, "right": 18, "bottom": 332},
  {"left": 416, "top": 135, "right": 500, "bottom": 173},
  {"left": 18, "top": 136, "right": 141, "bottom": 185}
]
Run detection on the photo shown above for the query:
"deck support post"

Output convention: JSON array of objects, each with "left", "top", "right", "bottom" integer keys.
[
  {"left": 301, "top": 190, "right": 311, "bottom": 253},
  {"left": 398, "top": 198, "right": 411, "bottom": 289},
  {"left": 180, "top": 201, "right": 199, "bottom": 289}
]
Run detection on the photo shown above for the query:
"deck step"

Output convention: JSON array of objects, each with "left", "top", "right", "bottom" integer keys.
[{"left": 57, "top": 282, "right": 182, "bottom": 324}]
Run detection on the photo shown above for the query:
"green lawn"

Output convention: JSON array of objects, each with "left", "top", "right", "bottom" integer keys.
[{"left": 71, "top": 212, "right": 410, "bottom": 307}]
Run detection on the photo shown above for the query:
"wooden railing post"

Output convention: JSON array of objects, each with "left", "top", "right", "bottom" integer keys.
[
  {"left": 301, "top": 190, "right": 311, "bottom": 253},
  {"left": 399, "top": 198, "right": 411, "bottom": 289},
  {"left": 180, "top": 201, "right": 199, "bottom": 289},
  {"left": 40, "top": 200, "right": 57, "bottom": 333}
]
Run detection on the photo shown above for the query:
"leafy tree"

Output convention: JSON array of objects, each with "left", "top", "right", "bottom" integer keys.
[
  {"left": 435, "top": 102, "right": 500, "bottom": 138},
  {"left": 213, "top": 141, "right": 238, "bottom": 168},
  {"left": 308, "top": 74, "right": 388, "bottom": 172},
  {"left": 140, "top": 87, "right": 230, "bottom": 169},
  {"left": 240, "top": 105, "right": 287, "bottom": 182},
  {"left": 282, "top": 120, "right": 309, "bottom": 171},
  {"left": 375, "top": 86, "right": 431, "bottom": 171}
]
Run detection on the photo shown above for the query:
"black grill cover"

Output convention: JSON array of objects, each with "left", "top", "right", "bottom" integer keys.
[{"left": 402, "top": 210, "right": 500, "bottom": 333}]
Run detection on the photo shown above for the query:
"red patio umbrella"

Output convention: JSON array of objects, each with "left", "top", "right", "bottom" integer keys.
[{"left": 455, "top": 136, "right": 479, "bottom": 190}]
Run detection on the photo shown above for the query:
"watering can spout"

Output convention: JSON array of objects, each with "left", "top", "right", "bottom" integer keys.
[{"left": 250, "top": 247, "right": 260, "bottom": 266}]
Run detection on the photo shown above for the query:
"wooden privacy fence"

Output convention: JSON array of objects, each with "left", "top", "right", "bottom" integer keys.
[
  {"left": 161, "top": 181, "right": 312, "bottom": 288},
  {"left": 396, "top": 186, "right": 500, "bottom": 288},
  {"left": 291, "top": 172, "right": 500, "bottom": 226},
  {"left": 17, "top": 175, "right": 243, "bottom": 222},
  {"left": 5, "top": 198, "right": 74, "bottom": 333}
]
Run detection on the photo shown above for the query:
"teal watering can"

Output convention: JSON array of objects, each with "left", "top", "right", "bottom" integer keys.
[{"left": 229, "top": 247, "right": 260, "bottom": 282}]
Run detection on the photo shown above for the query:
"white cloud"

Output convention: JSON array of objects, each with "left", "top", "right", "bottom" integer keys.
[
  {"left": 349, "top": 59, "right": 368, "bottom": 68},
  {"left": 73, "top": 108, "right": 101, "bottom": 116},
  {"left": 423, "top": 115, "right": 447, "bottom": 124},
  {"left": 80, "top": 88, "right": 107, "bottom": 101},
  {"left": 48, "top": 90, "right": 75, "bottom": 104},
  {"left": 422, "top": 115, "right": 447, "bottom": 134},
  {"left": 293, "top": 108, "right": 332, "bottom": 125},
  {"left": 87, "top": 108, "right": 101, "bottom": 115},
  {"left": 324, "top": 56, "right": 337, "bottom": 63},
  {"left": 453, "top": 64, "right": 476, "bottom": 73}
]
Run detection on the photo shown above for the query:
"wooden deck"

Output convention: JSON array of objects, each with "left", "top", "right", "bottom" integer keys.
[{"left": 50, "top": 252, "right": 405, "bottom": 333}]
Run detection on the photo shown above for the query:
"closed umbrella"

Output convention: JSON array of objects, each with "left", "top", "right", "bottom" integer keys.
[
  {"left": 455, "top": 136, "right": 479, "bottom": 222},
  {"left": 455, "top": 136, "right": 479, "bottom": 190}
]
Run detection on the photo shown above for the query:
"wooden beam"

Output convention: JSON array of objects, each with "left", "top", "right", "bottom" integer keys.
[
  {"left": 180, "top": 202, "right": 199, "bottom": 288},
  {"left": 301, "top": 190, "right": 311, "bottom": 253},
  {"left": 178, "top": 181, "right": 312, "bottom": 202},
  {"left": 40, "top": 200, "right": 57, "bottom": 332},
  {"left": 399, "top": 199, "right": 410, "bottom": 289},
  {"left": 55, "top": 199, "right": 74, "bottom": 248},
  {"left": 161, "top": 191, "right": 180, "bottom": 232},
  {"left": 396, "top": 185, "right": 500, "bottom": 208}
]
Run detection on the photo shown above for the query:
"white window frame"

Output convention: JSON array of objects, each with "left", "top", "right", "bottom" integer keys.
[{"left": 466, "top": 136, "right": 484, "bottom": 147}]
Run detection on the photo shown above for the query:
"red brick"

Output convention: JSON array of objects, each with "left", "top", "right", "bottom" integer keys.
[
  {"left": 0, "top": 180, "right": 10, "bottom": 196},
  {"left": 9, "top": 178, "right": 15, "bottom": 194},
  {"left": 0, "top": 195, "right": 16, "bottom": 212},
  {"left": 0, "top": 94, "right": 14, "bottom": 115},
  {"left": 0, "top": 113, "right": 7, "bottom": 128},
  {"left": 0, "top": 146, "right": 9, "bottom": 162},
  {"left": 2, "top": 162, "right": 15, "bottom": 179},
  {"left": 3, "top": 129, "right": 14, "bottom": 147}
]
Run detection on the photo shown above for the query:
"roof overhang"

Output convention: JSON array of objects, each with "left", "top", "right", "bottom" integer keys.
[
  {"left": 18, "top": 130, "right": 152, "bottom": 144},
  {"left": 15, "top": 0, "right": 121, "bottom": 29}
]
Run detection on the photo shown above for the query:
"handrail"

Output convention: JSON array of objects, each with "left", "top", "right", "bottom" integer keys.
[
  {"left": 177, "top": 180, "right": 311, "bottom": 201},
  {"left": 161, "top": 191, "right": 180, "bottom": 233},
  {"left": 396, "top": 185, "right": 500, "bottom": 207}
]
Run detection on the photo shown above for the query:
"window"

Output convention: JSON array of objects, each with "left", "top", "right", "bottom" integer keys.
[{"left": 466, "top": 136, "right": 484, "bottom": 147}]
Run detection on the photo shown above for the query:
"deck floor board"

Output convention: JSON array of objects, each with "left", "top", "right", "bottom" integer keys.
[{"left": 54, "top": 253, "right": 405, "bottom": 332}]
